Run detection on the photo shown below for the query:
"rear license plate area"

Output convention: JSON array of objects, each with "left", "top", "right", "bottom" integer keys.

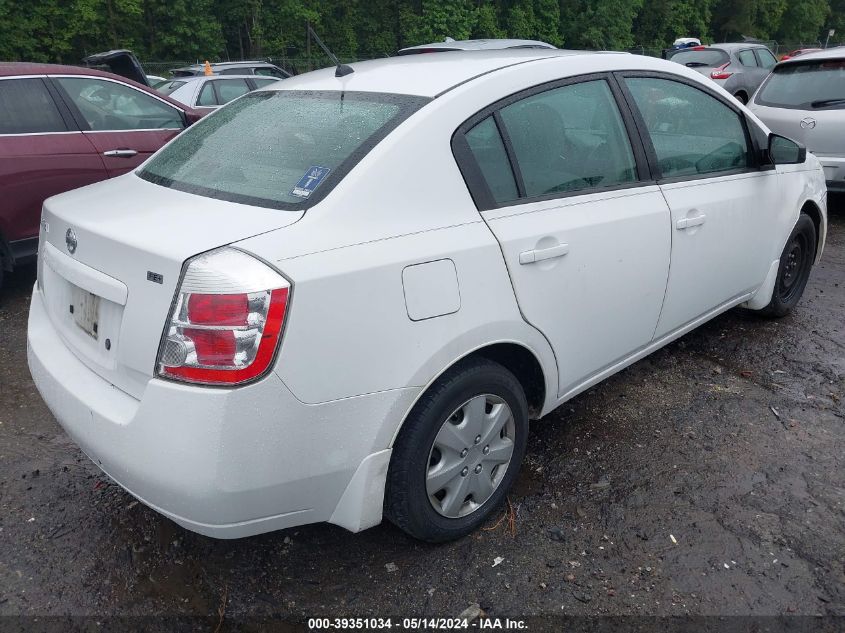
[{"left": 70, "top": 286, "right": 101, "bottom": 340}]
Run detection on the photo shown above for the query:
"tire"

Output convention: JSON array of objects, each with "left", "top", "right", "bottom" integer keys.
[
  {"left": 734, "top": 92, "right": 748, "bottom": 104},
  {"left": 758, "top": 214, "right": 816, "bottom": 318},
  {"left": 384, "top": 358, "right": 529, "bottom": 542}
]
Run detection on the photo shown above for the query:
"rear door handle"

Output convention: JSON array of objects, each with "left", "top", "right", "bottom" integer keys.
[
  {"left": 676, "top": 214, "right": 706, "bottom": 230},
  {"left": 103, "top": 149, "right": 138, "bottom": 158},
  {"left": 519, "top": 243, "right": 570, "bottom": 265}
]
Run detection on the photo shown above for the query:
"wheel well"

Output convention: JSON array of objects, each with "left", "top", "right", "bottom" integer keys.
[
  {"left": 801, "top": 200, "right": 823, "bottom": 256},
  {"left": 466, "top": 343, "right": 546, "bottom": 418},
  {"left": 0, "top": 231, "right": 12, "bottom": 272}
]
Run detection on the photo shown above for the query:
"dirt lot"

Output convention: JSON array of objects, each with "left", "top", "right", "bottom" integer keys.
[{"left": 0, "top": 202, "right": 843, "bottom": 629}]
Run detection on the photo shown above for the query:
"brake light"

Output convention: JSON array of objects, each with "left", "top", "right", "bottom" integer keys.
[
  {"left": 157, "top": 248, "right": 290, "bottom": 386},
  {"left": 692, "top": 45, "right": 706, "bottom": 50},
  {"left": 711, "top": 63, "right": 732, "bottom": 80}
]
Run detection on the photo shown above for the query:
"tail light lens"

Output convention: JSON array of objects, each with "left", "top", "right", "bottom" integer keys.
[
  {"left": 156, "top": 248, "right": 290, "bottom": 386},
  {"left": 711, "top": 63, "right": 732, "bottom": 80}
]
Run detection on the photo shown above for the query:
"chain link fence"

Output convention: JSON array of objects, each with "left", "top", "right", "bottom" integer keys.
[{"left": 140, "top": 42, "right": 843, "bottom": 79}]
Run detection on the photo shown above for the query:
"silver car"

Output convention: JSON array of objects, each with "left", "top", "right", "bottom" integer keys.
[
  {"left": 666, "top": 43, "right": 778, "bottom": 104},
  {"left": 748, "top": 48, "right": 845, "bottom": 192},
  {"left": 397, "top": 38, "right": 555, "bottom": 55},
  {"left": 156, "top": 75, "right": 280, "bottom": 110}
]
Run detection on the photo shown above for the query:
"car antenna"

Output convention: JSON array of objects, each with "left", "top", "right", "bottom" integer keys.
[{"left": 307, "top": 24, "right": 354, "bottom": 77}]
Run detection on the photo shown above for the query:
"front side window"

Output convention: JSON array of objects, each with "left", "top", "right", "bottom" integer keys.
[
  {"left": 498, "top": 80, "right": 638, "bottom": 197},
  {"left": 139, "top": 90, "right": 428, "bottom": 209},
  {"left": 0, "top": 78, "right": 67, "bottom": 134},
  {"left": 56, "top": 77, "right": 183, "bottom": 131},
  {"left": 756, "top": 60, "right": 845, "bottom": 109},
  {"left": 737, "top": 50, "right": 758, "bottom": 67},
  {"left": 625, "top": 77, "right": 750, "bottom": 178}
]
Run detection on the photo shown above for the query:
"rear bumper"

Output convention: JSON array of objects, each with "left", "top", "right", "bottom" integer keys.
[
  {"left": 816, "top": 155, "right": 845, "bottom": 192},
  {"left": 27, "top": 286, "right": 417, "bottom": 538}
]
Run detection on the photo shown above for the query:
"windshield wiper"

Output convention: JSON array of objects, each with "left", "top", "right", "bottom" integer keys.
[
  {"left": 811, "top": 98, "right": 845, "bottom": 108},
  {"left": 684, "top": 62, "right": 708, "bottom": 67}
]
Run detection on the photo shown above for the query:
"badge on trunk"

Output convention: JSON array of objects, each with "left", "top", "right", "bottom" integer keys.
[{"left": 65, "top": 228, "right": 78, "bottom": 254}]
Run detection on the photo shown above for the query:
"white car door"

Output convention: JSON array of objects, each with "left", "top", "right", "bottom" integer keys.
[
  {"left": 454, "top": 76, "right": 672, "bottom": 398},
  {"left": 619, "top": 74, "right": 781, "bottom": 338}
]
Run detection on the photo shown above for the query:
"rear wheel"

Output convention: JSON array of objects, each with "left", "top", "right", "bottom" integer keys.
[
  {"left": 759, "top": 214, "right": 816, "bottom": 318},
  {"left": 384, "top": 358, "right": 529, "bottom": 542}
]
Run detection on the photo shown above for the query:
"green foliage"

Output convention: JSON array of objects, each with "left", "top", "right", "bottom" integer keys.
[{"left": 0, "top": 0, "right": 838, "bottom": 66}]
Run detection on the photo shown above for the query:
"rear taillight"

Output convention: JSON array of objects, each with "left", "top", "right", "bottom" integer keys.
[
  {"left": 710, "top": 63, "right": 732, "bottom": 80},
  {"left": 156, "top": 248, "right": 290, "bottom": 386}
]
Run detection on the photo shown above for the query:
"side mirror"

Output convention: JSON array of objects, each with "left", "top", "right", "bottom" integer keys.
[
  {"left": 184, "top": 110, "right": 204, "bottom": 126},
  {"left": 768, "top": 133, "right": 806, "bottom": 165}
]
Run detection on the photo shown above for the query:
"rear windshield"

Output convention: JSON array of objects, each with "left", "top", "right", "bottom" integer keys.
[
  {"left": 138, "top": 90, "right": 428, "bottom": 209},
  {"left": 668, "top": 49, "right": 730, "bottom": 68},
  {"left": 756, "top": 59, "right": 845, "bottom": 109},
  {"left": 155, "top": 80, "right": 187, "bottom": 95}
]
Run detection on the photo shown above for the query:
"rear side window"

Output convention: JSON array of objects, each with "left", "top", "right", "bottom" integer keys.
[
  {"left": 253, "top": 78, "right": 280, "bottom": 88},
  {"left": 155, "top": 80, "right": 186, "bottom": 96},
  {"left": 668, "top": 49, "right": 730, "bottom": 68},
  {"left": 737, "top": 50, "right": 758, "bottom": 67},
  {"left": 498, "top": 80, "right": 637, "bottom": 197},
  {"left": 139, "top": 91, "right": 428, "bottom": 209},
  {"left": 625, "top": 77, "right": 749, "bottom": 178},
  {"left": 255, "top": 67, "right": 287, "bottom": 78},
  {"left": 755, "top": 49, "right": 778, "bottom": 69},
  {"left": 197, "top": 82, "right": 216, "bottom": 106},
  {"left": 756, "top": 60, "right": 845, "bottom": 109},
  {"left": 216, "top": 79, "right": 250, "bottom": 104},
  {"left": 465, "top": 117, "right": 518, "bottom": 203},
  {"left": 0, "top": 78, "right": 67, "bottom": 134}
]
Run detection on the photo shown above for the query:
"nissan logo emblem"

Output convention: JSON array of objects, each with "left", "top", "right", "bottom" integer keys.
[
  {"left": 65, "top": 228, "right": 78, "bottom": 254},
  {"left": 800, "top": 117, "right": 816, "bottom": 129}
]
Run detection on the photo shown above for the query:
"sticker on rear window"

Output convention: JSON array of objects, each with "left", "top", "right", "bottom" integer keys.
[{"left": 291, "top": 166, "right": 331, "bottom": 199}]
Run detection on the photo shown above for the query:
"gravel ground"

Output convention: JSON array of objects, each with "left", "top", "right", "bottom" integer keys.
[{"left": 0, "top": 201, "right": 842, "bottom": 629}]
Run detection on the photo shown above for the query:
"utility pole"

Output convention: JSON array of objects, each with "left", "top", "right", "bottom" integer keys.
[{"left": 825, "top": 29, "right": 835, "bottom": 48}]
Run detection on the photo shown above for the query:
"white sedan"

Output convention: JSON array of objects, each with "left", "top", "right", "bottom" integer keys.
[{"left": 28, "top": 50, "right": 827, "bottom": 542}]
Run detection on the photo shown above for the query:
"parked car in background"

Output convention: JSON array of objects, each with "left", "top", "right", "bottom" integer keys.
[
  {"left": 82, "top": 49, "right": 150, "bottom": 85},
  {"left": 0, "top": 63, "right": 201, "bottom": 292},
  {"left": 158, "top": 75, "right": 280, "bottom": 110},
  {"left": 666, "top": 43, "right": 778, "bottom": 103},
  {"left": 749, "top": 48, "right": 845, "bottom": 192},
  {"left": 780, "top": 48, "right": 822, "bottom": 61},
  {"left": 146, "top": 74, "right": 167, "bottom": 86},
  {"left": 170, "top": 61, "right": 291, "bottom": 79},
  {"left": 28, "top": 50, "right": 826, "bottom": 543},
  {"left": 397, "top": 38, "right": 555, "bottom": 55}
]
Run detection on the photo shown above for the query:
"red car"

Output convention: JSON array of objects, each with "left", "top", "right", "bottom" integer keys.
[
  {"left": 0, "top": 63, "right": 202, "bottom": 291},
  {"left": 780, "top": 48, "right": 823, "bottom": 61}
]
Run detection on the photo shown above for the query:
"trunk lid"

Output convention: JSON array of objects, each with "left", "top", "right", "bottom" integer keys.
[
  {"left": 751, "top": 103, "right": 845, "bottom": 158},
  {"left": 39, "top": 174, "right": 303, "bottom": 399}
]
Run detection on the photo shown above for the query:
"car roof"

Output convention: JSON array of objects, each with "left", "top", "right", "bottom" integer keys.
[
  {"left": 260, "top": 49, "right": 630, "bottom": 98},
  {"left": 709, "top": 43, "right": 771, "bottom": 51},
  {"left": 398, "top": 38, "right": 555, "bottom": 53},
  {"left": 174, "top": 61, "right": 277, "bottom": 71},
  {"left": 0, "top": 62, "right": 123, "bottom": 78},
  {"left": 169, "top": 74, "right": 263, "bottom": 83},
  {"left": 779, "top": 46, "right": 845, "bottom": 64}
]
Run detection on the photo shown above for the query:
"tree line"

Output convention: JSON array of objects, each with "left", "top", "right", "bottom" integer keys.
[{"left": 0, "top": 0, "right": 840, "bottom": 66}]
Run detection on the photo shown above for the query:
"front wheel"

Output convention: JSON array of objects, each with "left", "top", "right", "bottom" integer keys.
[
  {"left": 384, "top": 359, "right": 529, "bottom": 542},
  {"left": 759, "top": 214, "right": 816, "bottom": 318}
]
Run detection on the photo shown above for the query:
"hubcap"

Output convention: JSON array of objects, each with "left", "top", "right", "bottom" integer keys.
[{"left": 426, "top": 394, "right": 516, "bottom": 518}]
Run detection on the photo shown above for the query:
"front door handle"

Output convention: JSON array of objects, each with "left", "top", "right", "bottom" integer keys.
[
  {"left": 676, "top": 214, "right": 707, "bottom": 230},
  {"left": 519, "top": 243, "right": 570, "bottom": 265},
  {"left": 103, "top": 149, "right": 138, "bottom": 158}
]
